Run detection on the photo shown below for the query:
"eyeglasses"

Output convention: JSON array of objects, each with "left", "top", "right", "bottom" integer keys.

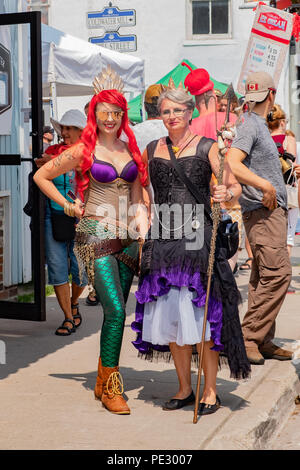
[
  {"left": 96, "top": 110, "right": 124, "bottom": 121},
  {"left": 161, "top": 108, "right": 189, "bottom": 118}
]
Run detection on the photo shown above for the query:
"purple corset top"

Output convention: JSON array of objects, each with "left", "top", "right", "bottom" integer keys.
[{"left": 90, "top": 157, "right": 138, "bottom": 183}]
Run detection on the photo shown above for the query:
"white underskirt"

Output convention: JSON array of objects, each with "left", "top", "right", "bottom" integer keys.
[{"left": 142, "top": 286, "right": 211, "bottom": 347}]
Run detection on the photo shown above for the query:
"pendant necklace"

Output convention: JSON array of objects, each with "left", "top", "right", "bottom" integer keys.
[
  {"left": 171, "top": 134, "right": 198, "bottom": 158},
  {"left": 171, "top": 133, "right": 200, "bottom": 230}
]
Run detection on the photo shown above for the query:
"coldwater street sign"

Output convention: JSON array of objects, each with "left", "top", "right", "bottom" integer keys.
[{"left": 87, "top": 7, "right": 136, "bottom": 31}]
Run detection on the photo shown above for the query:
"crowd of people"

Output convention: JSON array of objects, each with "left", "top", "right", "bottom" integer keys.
[{"left": 33, "top": 64, "right": 300, "bottom": 417}]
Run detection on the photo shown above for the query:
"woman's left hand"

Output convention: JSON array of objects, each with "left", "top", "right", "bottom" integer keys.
[{"left": 212, "top": 184, "right": 228, "bottom": 203}]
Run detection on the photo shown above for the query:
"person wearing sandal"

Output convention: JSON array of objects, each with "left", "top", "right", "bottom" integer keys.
[
  {"left": 239, "top": 235, "right": 253, "bottom": 271},
  {"left": 131, "top": 84, "right": 251, "bottom": 417},
  {"left": 34, "top": 67, "right": 148, "bottom": 415},
  {"left": 35, "top": 110, "right": 88, "bottom": 336}
]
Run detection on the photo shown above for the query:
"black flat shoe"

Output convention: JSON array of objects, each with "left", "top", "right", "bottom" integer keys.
[
  {"left": 85, "top": 295, "right": 99, "bottom": 306},
  {"left": 162, "top": 391, "right": 195, "bottom": 411},
  {"left": 198, "top": 395, "right": 221, "bottom": 416}
]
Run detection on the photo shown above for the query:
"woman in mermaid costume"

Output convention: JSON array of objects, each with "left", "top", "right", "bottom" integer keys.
[{"left": 34, "top": 68, "right": 148, "bottom": 415}]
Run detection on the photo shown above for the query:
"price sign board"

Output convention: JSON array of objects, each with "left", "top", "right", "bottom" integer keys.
[
  {"left": 89, "top": 32, "right": 137, "bottom": 53},
  {"left": 237, "top": 5, "right": 294, "bottom": 95},
  {"left": 87, "top": 7, "right": 136, "bottom": 31}
]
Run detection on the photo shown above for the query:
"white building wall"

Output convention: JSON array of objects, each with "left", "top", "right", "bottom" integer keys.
[
  {"left": 47, "top": 0, "right": 294, "bottom": 121},
  {"left": 49, "top": 0, "right": 255, "bottom": 87}
]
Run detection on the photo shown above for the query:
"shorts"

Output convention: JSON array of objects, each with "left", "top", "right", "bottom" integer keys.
[{"left": 44, "top": 205, "right": 87, "bottom": 287}]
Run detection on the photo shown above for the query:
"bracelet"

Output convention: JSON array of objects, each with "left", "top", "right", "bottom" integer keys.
[{"left": 64, "top": 201, "right": 75, "bottom": 217}]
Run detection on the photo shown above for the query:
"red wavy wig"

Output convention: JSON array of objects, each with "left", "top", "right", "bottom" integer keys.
[{"left": 75, "top": 89, "right": 148, "bottom": 201}]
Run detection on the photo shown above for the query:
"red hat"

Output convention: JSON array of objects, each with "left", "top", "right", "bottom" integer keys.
[{"left": 182, "top": 62, "right": 214, "bottom": 96}]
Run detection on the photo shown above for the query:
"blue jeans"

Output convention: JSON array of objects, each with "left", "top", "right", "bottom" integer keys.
[{"left": 45, "top": 204, "right": 87, "bottom": 287}]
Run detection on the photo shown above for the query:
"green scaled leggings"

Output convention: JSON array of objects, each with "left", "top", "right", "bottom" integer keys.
[{"left": 94, "top": 242, "right": 138, "bottom": 368}]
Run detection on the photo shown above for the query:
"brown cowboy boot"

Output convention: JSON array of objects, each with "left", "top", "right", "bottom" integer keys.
[
  {"left": 101, "top": 365, "right": 130, "bottom": 415},
  {"left": 94, "top": 357, "right": 103, "bottom": 400}
]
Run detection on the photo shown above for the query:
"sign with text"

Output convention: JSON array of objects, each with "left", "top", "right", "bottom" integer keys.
[
  {"left": 87, "top": 7, "right": 136, "bottom": 31},
  {"left": 237, "top": 5, "right": 294, "bottom": 95},
  {"left": 89, "top": 32, "right": 137, "bottom": 53}
]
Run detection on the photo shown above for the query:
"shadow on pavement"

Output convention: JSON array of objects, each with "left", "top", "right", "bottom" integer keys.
[
  {"left": 0, "top": 289, "right": 137, "bottom": 381},
  {"left": 49, "top": 365, "right": 250, "bottom": 413}
]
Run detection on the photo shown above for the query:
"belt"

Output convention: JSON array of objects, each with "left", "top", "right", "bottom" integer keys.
[
  {"left": 115, "top": 251, "right": 138, "bottom": 273},
  {"left": 75, "top": 231, "right": 135, "bottom": 259}
]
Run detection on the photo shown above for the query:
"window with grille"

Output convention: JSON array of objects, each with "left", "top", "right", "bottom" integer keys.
[{"left": 187, "top": 0, "right": 231, "bottom": 38}]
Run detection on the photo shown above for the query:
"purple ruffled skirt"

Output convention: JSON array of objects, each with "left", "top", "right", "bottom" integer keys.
[
  {"left": 131, "top": 265, "right": 224, "bottom": 361},
  {"left": 130, "top": 233, "right": 251, "bottom": 380}
]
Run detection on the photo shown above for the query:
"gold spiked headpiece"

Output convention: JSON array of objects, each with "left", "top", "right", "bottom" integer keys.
[
  {"left": 167, "top": 77, "right": 188, "bottom": 92},
  {"left": 93, "top": 65, "right": 125, "bottom": 95}
]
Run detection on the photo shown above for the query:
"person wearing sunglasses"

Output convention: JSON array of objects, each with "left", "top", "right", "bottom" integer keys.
[
  {"left": 34, "top": 68, "right": 148, "bottom": 416},
  {"left": 131, "top": 84, "right": 250, "bottom": 416},
  {"left": 181, "top": 63, "right": 237, "bottom": 141},
  {"left": 36, "top": 110, "right": 88, "bottom": 337},
  {"left": 228, "top": 71, "right": 293, "bottom": 366},
  {"left": 43, "top": 125, "right": 54, "bottom": 152},
  {"left": 182, "top": 64, "right": 241, "bottom": 276}
]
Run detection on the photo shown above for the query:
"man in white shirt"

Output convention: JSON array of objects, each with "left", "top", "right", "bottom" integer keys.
[{"left": 133, "top": 84, "right": 167, "bottom": 154}]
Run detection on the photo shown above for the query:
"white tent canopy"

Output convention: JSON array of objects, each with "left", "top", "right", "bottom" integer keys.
[{"left": 41, "top": 24, "right": 145, "bottom": 98}]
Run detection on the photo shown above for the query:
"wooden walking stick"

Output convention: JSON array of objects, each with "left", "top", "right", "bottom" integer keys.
[{"left": 193, "top": 85, "right": 236, "bottom": 423}]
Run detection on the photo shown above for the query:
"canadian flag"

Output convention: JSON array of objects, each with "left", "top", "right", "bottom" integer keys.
[{"left": 247, "top": 83, "right": 259, "bottom": 91}]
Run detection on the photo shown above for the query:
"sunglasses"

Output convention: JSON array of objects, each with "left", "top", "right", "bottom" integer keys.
[{"left": 96, "top": 110, "right": 124, "bottom": 121}]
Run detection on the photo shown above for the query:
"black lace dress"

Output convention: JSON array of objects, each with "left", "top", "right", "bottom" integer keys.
[{"left": 131, "top": 137, "right": 251, "bottom": 380}]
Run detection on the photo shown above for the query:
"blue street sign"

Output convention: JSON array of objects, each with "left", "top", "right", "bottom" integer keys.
[
  {"left": 89, "top": 32, "right": 137, "bottom": 53},
  {"left": 87, "top": 7, "right": 136, "bottom": 31}
]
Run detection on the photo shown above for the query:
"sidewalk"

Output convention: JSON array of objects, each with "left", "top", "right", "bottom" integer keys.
[{"left": 0, "top": 239, "right": 300, "bottom": 450}]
